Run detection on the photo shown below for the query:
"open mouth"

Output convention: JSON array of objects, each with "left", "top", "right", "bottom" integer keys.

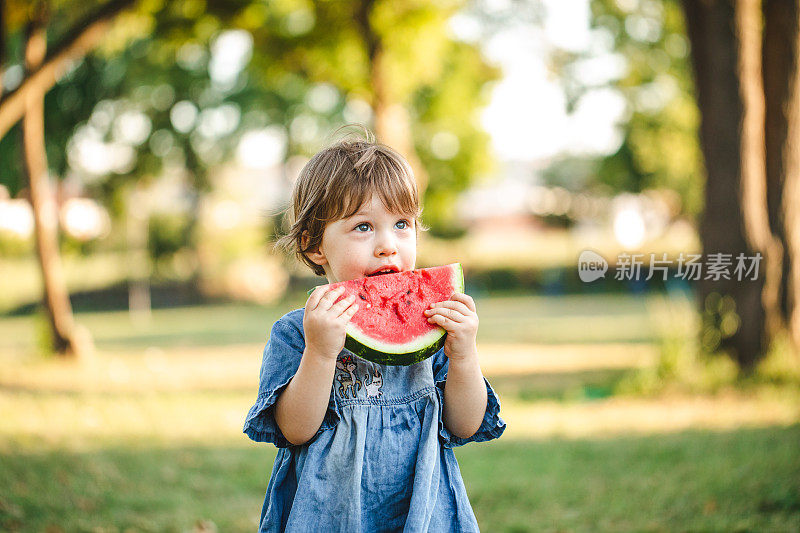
[{"left": 367, "top": 268, "right": 399, "bottom": 277}]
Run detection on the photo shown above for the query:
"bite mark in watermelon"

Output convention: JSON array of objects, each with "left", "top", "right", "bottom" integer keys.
[{"left": 307, "top": 263, "right": 464, "bottom": 365}]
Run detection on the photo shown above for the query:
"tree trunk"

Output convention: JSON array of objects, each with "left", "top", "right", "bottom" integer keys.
[
  {"left": 738, "top": 0, "right": 788, "bottom": 349},
  {"left": 21, "top": 2, "right": 92, "bottom": 358},
  {"left": 766, "top": 0, "right": 800, "bottom": 351},
  {"left": 354, "top": 0, "right": 431, "bottom": 196},
  {"left": 682, "top": 0, "right": 766, "bottom": 369},
  {"left": 127, "top": 185, "right": 151, "bottom": 325},
  {"left": 762, "top": 0, "right": 797, "bottom": 330},
  {"left": 0, "top": 0, "right": 6, "bottom": 94}
]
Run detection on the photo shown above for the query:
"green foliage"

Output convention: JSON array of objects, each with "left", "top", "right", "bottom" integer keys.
[
  {"left": 60, "top": 234, "right": 101, "bottom": 258},
  {"left": 148, "top": 213, "right": 194, "bottom": 262},
  {"left": 0, "top": 0, "right": 311, "bottom": 201},
  {"left": 616, "top": 292, "right": 800, "bottom": 396},
  {"left": 1, "top": 0, "right": 496, "bottom": 241},
  {"left": 700, "top": 291, "right": 741, "bottom": 354},
  {"left": 541, "top": 155, "right": 601, "bottom": 192},
  {"left": 0, "top": 232, "right": 33, "bottom": 257},
  {"left": 413, "top": 40, "right": 500, "bottom": 232},
  {"left": 549, "top": 0, "right": 703, "bottom": 217},
  {"left": 746, "top": 331, "right": 800, "bottom": 386},
  {"left": 262, "top": 0, "right": 498, "bottom": 235}
]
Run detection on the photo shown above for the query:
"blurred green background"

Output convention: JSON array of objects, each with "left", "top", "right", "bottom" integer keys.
[{"left": 1, "top": 0, "right": 799, "bottom": 531}]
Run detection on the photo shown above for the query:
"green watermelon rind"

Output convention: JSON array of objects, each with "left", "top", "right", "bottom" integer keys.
[
  {"left": 344, "top": 332, "right": 445, "bottom": 366},
  {"left": 344, "top": 263, "right": 465, "bottom": 366}
]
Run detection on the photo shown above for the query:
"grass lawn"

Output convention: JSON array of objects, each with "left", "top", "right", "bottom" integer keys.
[
  {"left": 1, "top": 291, "right": 798, "bottom": 531},
  {"left": 1, "top": 427, "right": 797, "bottom": 532},
  {"left": 461, "top": 427, "right": 800, "bottom": 532}
]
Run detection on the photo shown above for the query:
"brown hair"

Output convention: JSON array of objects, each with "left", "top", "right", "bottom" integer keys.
[{"left": 274, "top": 125, "right": 428, "bottom": 276}]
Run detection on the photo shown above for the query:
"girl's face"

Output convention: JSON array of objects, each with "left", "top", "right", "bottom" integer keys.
[{"left": 306, "top": 192, "right": 417, "bottom": 283}]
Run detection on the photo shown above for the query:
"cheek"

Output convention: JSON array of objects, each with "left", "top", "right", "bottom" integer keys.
[
  {"left": 340, "top": 243, "right": 371, "bottom": 269},
  {"left": 400, "top": 236, "right": 417, "bottom": 261}
]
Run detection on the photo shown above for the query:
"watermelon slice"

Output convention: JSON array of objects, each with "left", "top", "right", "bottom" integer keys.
[{"left": 306, "top": 263, "right": 464, "bottom": 365}]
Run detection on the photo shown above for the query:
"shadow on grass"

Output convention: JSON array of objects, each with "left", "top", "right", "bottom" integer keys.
[
  {"left": 0, "top": 370, "right": 632, "bottom": 405},
  {"left": 0, "top": 443, "right": 270, "bottom": 532},
  {"left": 459, "top": 424, "right": 800, "bottom": 532},
  {"left": 0, "top": 369, "right": 626, "bottom": 401},
  {"left": 1, "top": 425, "right": 798, "bottom": 532}
]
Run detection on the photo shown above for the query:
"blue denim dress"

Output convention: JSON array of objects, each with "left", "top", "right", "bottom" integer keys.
[{"left": 243, "top": 309, "right": 506, "bottom": 532}]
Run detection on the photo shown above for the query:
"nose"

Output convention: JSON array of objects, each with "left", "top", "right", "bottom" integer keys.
[{"left": 374, "top": 228, "right": 398, "bottom": 257}]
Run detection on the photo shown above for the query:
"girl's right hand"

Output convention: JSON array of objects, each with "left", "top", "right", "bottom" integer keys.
[{"left": 303, "top": 286, "right": 359, "bottom": 360}]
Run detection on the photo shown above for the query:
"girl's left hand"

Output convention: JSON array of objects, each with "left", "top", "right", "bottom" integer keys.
[{"left": 423, "top": 292, "right": 478, "bottom": 361}]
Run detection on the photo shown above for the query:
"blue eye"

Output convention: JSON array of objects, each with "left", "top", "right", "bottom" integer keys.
[{"left": 354, "top": 220, "right": 410, "bottom": 232}]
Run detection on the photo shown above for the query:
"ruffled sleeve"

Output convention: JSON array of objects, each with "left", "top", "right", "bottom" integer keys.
[
  {"left": 243, "top": 310, "right": 340, "bottom": 448},
  {"left": 432, "top": 347, "right": 507, "bottom": 448}
]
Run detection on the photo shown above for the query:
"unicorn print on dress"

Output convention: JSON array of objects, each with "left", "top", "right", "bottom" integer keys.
[
  {"left": 335, "top": 354, "right": 361, "bottom": 398},
  {"left": 335, "top": 353, "right": 384, "bottom": 399}
]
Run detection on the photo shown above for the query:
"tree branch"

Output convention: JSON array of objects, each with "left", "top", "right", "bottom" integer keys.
[{"left": 0, "top": 0, "right": 138, "bottom": 140}]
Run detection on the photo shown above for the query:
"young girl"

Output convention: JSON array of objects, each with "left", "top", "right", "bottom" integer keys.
[{"left": 243, "top": 127, "right": 506, "bottom": 532}]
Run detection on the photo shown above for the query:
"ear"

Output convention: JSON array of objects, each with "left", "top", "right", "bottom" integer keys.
[{"left": 301, "top": 230, "right": 328, "bottom": 267}]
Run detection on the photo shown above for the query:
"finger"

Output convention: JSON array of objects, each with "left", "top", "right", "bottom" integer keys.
[
  {"left": 306, "top": 285, "right": 328, "bottom": 309},
  {"left": 330, "top": 294, "right": 356, "bottom": 315},
  {"left": 426, "top": 306, "right": 465, "bottom": 323},
  {"left": 450, "top": 292, "right": 476, "bottom": 313},
  {"left": 318, "top": 286, "right": 346, "bottom": 310},
  {"left": 427, "top": 313, "right": 455, "bottom": 329},
  {"left": 339, "top": 301, "right": 360, "bottom": 320},
  {"left": 427, "top": 300, "right": 471, "bottom": 317}
]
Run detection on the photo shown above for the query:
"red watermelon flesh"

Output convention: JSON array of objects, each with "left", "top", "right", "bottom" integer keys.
[{"left": 310, "top": 263, "right": 464, "bottom": 365}]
